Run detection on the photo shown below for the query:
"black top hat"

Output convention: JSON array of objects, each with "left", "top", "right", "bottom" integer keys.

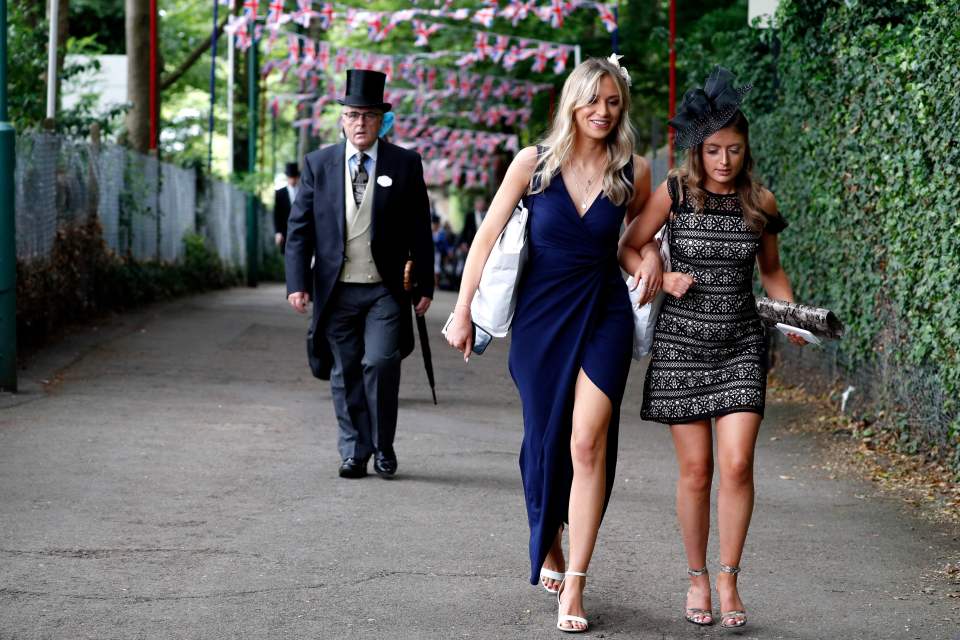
[
  {"left": 284, "top": 162, "right": 300, "bottom": 178},
  {"left": 336, "top": 69, "right": 392, "bottom": 112},
  {"left": 668, "top": 66, "right": 752, "bottom": 149}
]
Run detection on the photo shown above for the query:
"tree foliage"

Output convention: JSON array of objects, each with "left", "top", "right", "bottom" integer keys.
[
  {"left": 7, "top": 1, "right": 49, "bottom": 130},
  {"left": 746, "top": 0, "right": 960, "bottom": 472}
]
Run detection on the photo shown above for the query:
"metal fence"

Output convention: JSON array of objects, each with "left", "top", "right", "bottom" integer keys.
[{"left": 13, "top": 132, "right": 270, "bottom": 267}]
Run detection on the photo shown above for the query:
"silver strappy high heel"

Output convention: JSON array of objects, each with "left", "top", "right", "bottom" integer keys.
[
  {"left": 718, "top": 563, "right": 747, "bottom": 629},
  {"left": 684, "top": 567, "right": 714, "bottom": 626}
]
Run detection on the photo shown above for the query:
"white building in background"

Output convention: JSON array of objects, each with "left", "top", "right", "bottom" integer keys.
[
  {"left": 62, "top": 54, "right": 128, "bottom": 114},
  {"left": 748, "top": 0, "right": 780, "bottom": 28}
]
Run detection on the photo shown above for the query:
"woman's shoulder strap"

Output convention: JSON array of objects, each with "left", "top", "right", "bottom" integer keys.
[
  {"left": 530, "top": 145, "right": 549, "bottom": 192},
  {"left": 622, "top": 156, "right": 635, "bottom": 184},
  {"left": 667, "top": 175, "right": 679, "bottom": 206}
]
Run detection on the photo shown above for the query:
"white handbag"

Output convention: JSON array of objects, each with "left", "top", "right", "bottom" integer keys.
[
  {"left": 627, "top": 222, "right": 671, "bottom": 359},
  {"left": 470, "top": 201, "right": 529, "bottom": 337}
]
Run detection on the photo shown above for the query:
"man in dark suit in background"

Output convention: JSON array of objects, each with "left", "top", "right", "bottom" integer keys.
[
  {"left": 458, "top": 194, "right": 486, "bottom": 248},
  {"left": 285, "top": 70, "right": 434, "bottom": 479},
  {"left": 273, "top": 162, "right": 300, "bottom": 254}
]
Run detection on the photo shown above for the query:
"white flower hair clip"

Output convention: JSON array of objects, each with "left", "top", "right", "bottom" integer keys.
[{"left": 607, "top": 53, "right": 632, "bottom": 87}]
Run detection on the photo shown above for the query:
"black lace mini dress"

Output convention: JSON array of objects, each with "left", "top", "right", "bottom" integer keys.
[{"left": 640, "top": 177, "right": 787, "bottom": 425}]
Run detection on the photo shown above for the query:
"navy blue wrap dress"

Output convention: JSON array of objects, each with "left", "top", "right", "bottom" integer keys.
[{"left": 508, "top": 165, "right": 634, "bottom": 585}]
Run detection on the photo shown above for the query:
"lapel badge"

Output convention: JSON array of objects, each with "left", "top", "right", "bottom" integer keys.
[{"left": 376, "top": 175, "right": 393, "bottom": 187}]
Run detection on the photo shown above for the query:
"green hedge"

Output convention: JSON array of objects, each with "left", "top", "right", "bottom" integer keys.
[{"left": 739, "top": 0, "right": 959, "bottom": 470}]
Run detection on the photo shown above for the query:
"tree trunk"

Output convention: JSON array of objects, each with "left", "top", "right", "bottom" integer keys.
[{"left": 125, "top": 0, "right": 150, "bottom": 153}]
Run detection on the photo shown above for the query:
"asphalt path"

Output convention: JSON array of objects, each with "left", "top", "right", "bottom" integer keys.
[{"left": 1, "top": 285, "right": 957, "bottom": 639}]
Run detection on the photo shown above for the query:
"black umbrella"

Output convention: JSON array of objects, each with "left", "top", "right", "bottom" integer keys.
[
  {"left": 415, "top": 301, "right": 438, "bottom": 405},
  {"left": 405, "top": 260, "right": 437, "bottom": 404}
]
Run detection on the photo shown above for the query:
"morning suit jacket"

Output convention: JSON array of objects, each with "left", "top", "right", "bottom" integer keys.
[
  {"left": 284, "top": 139, "right": 435, "bottom": 380},
  {"left": 274, "top": 187, "right": 291, "bottom": 238}
]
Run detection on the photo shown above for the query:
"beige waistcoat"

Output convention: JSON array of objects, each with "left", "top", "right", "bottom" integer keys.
[{"left": 339, "top": 156, "right": 382, "bottom": 283}]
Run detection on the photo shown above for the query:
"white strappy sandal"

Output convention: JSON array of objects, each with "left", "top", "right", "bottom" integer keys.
[
  {"left": 556, "top": 571, "right": 589, "bottom": 633},
  {"left": 539, "top": 567, "right": 566, "bottom": 594}
]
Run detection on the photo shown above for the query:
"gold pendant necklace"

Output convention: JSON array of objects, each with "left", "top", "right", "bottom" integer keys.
[{"left": 573, "top": 163, "right": 602, "bottom": 210}]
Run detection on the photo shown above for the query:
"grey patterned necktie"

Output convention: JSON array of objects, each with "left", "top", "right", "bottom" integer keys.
[{"left": 352, "top": 152, "right": 368, "bottom": 206}]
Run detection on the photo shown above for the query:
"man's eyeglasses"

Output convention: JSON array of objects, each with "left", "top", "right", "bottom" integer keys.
[{"left": 343, "top": 111, "right": 382, "bottom": 122}]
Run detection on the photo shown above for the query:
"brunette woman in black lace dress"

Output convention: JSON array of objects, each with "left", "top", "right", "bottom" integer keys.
[{"left": 619, "top": 67, "right": 806, "bottom": 630}]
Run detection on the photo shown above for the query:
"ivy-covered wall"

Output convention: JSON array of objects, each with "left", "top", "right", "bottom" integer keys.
[{"left": 744, "top": 0, "right": 959, "bottom": 471}]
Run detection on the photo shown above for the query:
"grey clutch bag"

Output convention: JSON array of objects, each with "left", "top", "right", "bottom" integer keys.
[{"left": 755, "top": 297, "right": 845, "bottom": 340}]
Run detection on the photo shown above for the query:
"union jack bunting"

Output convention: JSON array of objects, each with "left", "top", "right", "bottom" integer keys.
[
  {"left": 545, "top": 0, "right": 566, "bottom": 28},
  {"left": 491, "top": 35, "right": 511, "bottom": 63},
  {"left": 531, "top": 44, "right": 551, "bottom": 73},
  {"left": 334, "top": 47, "right": 348, "bottom": 73},
  {"left": 293, "top": 0, "right": 317, "bottom": 28},
  {"left": 472, "top": 6, "right": 496, "bottom": 28},
  {"left": 317, "top": 3, "right": 335, "bottom": 29},
  {"left": 552, "top": 47, "right": 570, "bottom": 74},
  {"left": 266, "top": 0, "right": 285, "bottom": 25},
  {"left": 595, "top": 3, "right": 618, "bottom": 32},
  {"left": 412, "top": 20, "right": 442, "bottom": 47},
  {"left": 474, "top": 32, "right": 492, "bottom": 60}
]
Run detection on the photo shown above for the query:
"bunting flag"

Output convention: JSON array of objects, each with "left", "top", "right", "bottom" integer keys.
[
  {"left": 474, "top": 32, "right": 492, "bottom": 60},
  {"left": 472, "top": 6, "right": 497, "bottom": 28},
  {"left": 413, "top": 20, "right": 443, "bottom": 47},
  {"left": 230, "top": 1, "right": 615, "bottom": 63},
  {"left": 552, "top": 47, "right": 569, "bottom": 74},
  {"left": 256, "top": 7, "right": 563, "bottom": 189},
  {"left": 317, "top": 3, "right": 336, "bottom": 29},
  {"left": 543, "top": 0, "right": 566, "bottom": 28},
  {"left": 531, "top": 43, "right": 551, "bottom": 73},
  {"left": 595, "top": 2, "right": 617, "bottom": 33},
  {"left": 490, "top": 34, "right": 511, "bottom": 63},
  {"left": 266, "top": 0, "right": 286, "bottom": 26},
  {"left": 293, "top": 0, "right": 317, "bottom": 27}
]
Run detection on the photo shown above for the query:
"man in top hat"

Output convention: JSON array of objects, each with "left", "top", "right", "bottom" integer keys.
[
  {"left": 285, "top": 69, "right": 434, "bottom": 479},
  {"left": 273, "top": 162, "right": 300, "bottom": 254}
]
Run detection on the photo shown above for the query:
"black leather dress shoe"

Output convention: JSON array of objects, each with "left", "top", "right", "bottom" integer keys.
[
  {"left": 373, "top": 452, "right": 397, "bottom": 478},
  {"left": 338, "top": 457, "right": 368, "bottom": 479}
]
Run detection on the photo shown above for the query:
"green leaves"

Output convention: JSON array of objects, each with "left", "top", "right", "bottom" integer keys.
[{"left": 750, "top": 0, "right": 960, "bottom": 469}]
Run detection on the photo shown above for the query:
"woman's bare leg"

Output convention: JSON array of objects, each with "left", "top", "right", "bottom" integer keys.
[
  {"left": 714, "top": 412, "right": 761, "bottom": 624},
  {"left": 558, "top": 369, "right": 612, "bottom": 631},
  {"left": 670, "top": 420, "right": 714, "bottom": 623}
]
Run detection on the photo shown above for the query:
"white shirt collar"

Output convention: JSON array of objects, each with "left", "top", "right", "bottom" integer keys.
[{"left": 345, "top": 138, "right": 379, "bottom": 164}]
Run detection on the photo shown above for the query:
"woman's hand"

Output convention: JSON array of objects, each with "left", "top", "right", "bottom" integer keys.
[
  {"left": 631, "top": 248, "right": 664, "bottom": 306},
  {"left": 785, "top": 333, "right": 808, "bottom": 347},
  {"left": 445, "top": 305, "right": 475, "bottom": 362},
  {"left": 662, "top": 272, "right": 695, "bottom": 298}
]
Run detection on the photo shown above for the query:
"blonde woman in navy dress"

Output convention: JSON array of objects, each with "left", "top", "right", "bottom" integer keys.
[
  {"left": 446, "top": 56, "right": 662, "bottom": 632},
  {"left": 619, "top": 67, "right": 806, "bottom": 630}
]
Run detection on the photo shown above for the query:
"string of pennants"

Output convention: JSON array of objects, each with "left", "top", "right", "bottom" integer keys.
[
  {"left": 263, "top": 39, "right": 551, "bottom": 115},
  {"left": 218, "top": 1, "right": 611, "bottom": 186},
  {"left": 224, "top": 0, "right": 617, "bottom": 75}
]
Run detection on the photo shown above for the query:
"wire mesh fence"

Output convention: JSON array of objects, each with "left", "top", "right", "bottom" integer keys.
[
  {"left": 772, "top": 312, "right": 957, "bottom": 464},
  {"left": 14, "top": 132, "right": 270, "bottom": 268}
]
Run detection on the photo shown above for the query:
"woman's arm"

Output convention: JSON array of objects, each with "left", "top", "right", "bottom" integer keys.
[
  {"left": 756, "top": 190, "right": 794, "bottom": 302},
  {"left": 445, "top": 146, "right": 539, "bottom": 360},
  {"left": 756, "top": 190, "right": 806, "bottom": 346},
  {"left": 619, "top": 180, "right": 674, "bottom": 296},
  {"left": 615, "top": 157, "right": 663, "bottom": 304}
]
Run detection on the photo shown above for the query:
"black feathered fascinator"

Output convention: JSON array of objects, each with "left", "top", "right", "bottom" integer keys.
[{"left": 668, "top": 66, "right": 752, "bottom": 149}]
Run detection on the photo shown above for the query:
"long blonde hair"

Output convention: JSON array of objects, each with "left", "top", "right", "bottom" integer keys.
[
  {"left": 529, "top": 57, "right": 636, "bottom": 207},
  {"left": 670, "top": 111, "right": 767, "bottom": 232}
]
